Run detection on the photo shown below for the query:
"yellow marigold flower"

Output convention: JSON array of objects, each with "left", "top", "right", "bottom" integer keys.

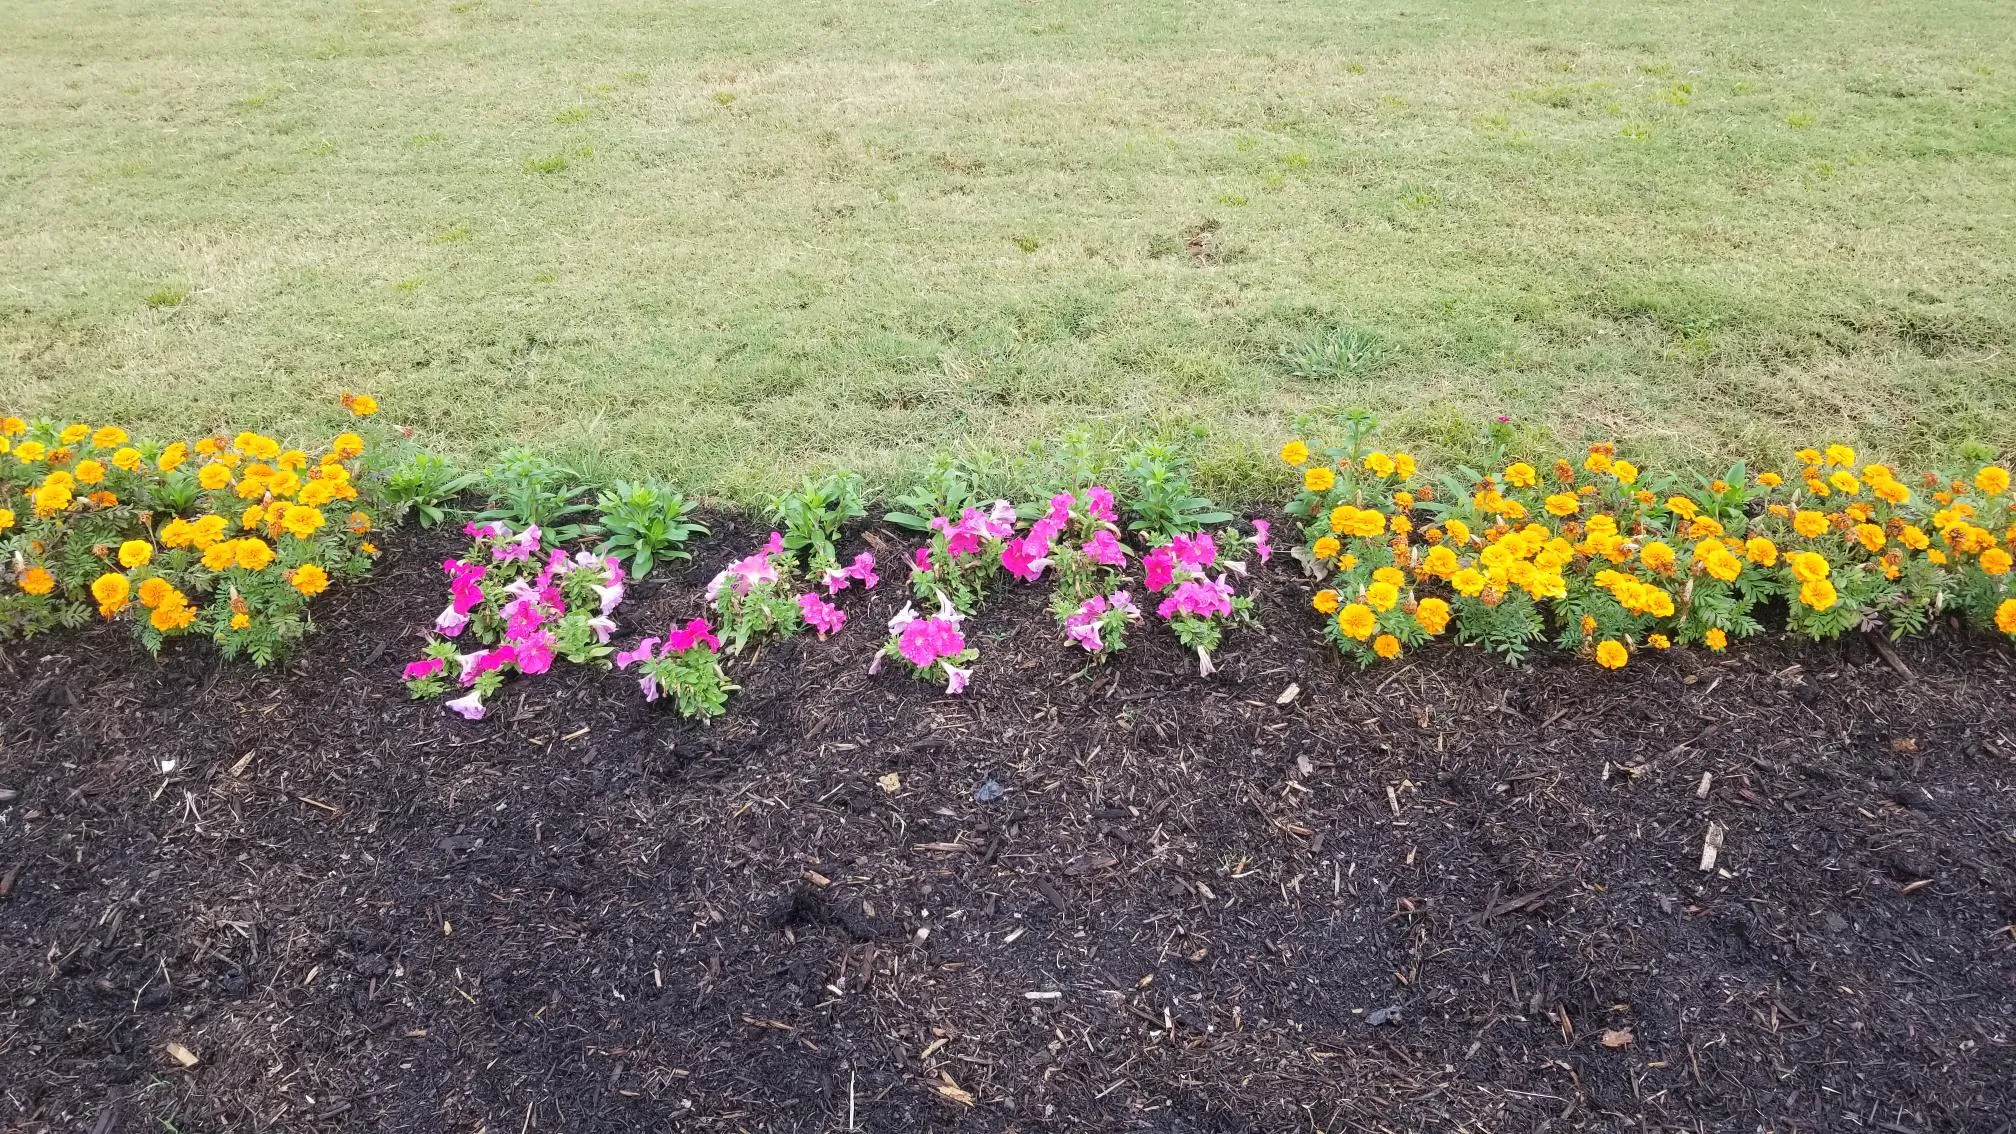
[
  {"left": 1338, "top": 553, "right": 1357, "bottom": 571},
  {"left": 281, "top": 505, "right": 326, "bottom": 539},
  {"left": 1372, "top": 633, "right": 1402, "bottom": 660},
  {"left": 242, "top": 505, "right": 265, "bottom": 529},
  {"left": 1647, "top": 633, "right": 1670, "bottom": 649},
  {"left": 1312, "top": 589, "right": 1340, "bottom": 615},
  {"left": 1393, "top": 491, "right": 1416, "bottom": 510},
  {"left": 90, "top": 425, "right": 126, "bottom": 449},
  {"left": 1312, "top": 535, "right": 1341, "bottom": 560},
  {"left": 1744, "top": 537, "right": 1778, "bottom": 566},
  {"left": 1363, "top": 451, "right": 1396, "bottom": 478},
  {"left": 1982, "top": 548, "right": 2013, "bottom": 576},
  {"left": 1450, "top": 567, "right": 1486, "bottom": 597},
  {"left": 298, "top": 480, "right": 336, "bottom": 507},
  {"left": 1805, "top": 477, "right": 1830, "bottom": 498},
  {"left": 214, "top": 450, "right": 240, "bottom": 469},
  {"left": 33, "top": 482, "right": 72, "bottom": 517},
  {"left": 1394, "top": 453, "right": 1417, "bottom": 479},
  {"left": 1665, "top": 496, "right": 1699, "bottom": 520},
  {"left": 150, "top": 593, "right": 196, "bottom": 632},
  {"left": 1580, "top": 614, "right": 1597, "bottom": 634},
  {"left": 235, "top": 537, "right": 275, "bottom": 571},
  {"left": 1640, "top": 541, "right": 1677, "bottom": 572},
  {"left": 1544, "top": 493, "right": 1579, "bottom": 517},
  {"left": 289, "top": 562, "right": 330, "bottom": 597},
  {"left": 1871, "top": 478, "right": 1910, "bottom": 505},
  {"left": 1503, "top": 462, "right": 1537, "bottom": 488},
  {"left": 1829, "top": 470, "right": 1861, "bottom": 496},
  {"left": 72, "top": 459, "right": 105, "bottom": 485},
  {"left": 201, "top": 542, "right": 237, "bottom": 572},
  {"left": 1687, "top": 516, "right": 1725, "bottom": 539},
  {"left": 109, "top": 446, "right": 142, "bottom": 472},
  {"left": 1704, "top": 627, "right": 1728, "bottom": 651},
  {"left": 1792, "top": 510, "right": 1829, "bottom": 538},
  {"left": 191, "top": 514, "right": 229, "bottom": 549},
  {"left": 230, "top": 612, "right": 251, "bottom": 630},
  {"left": 1336, "top": 603, "right": 1377, "bottom": 640},
  {"left": 1279, "top": 440, "right": 1309, "bottom": 466},
  {"left": 132, "top": 577, "right": 169, "bottom": 608},
  {"left": 1697, "top": 541, "right": 1743, "bottom": 583},
  {"left": 1420, "top": 545, "right": 1459, "bottom": 577},
  {"left": 194, "top": 436, "right": 221, "bottom": 456},
  {"left": 19, "top": 566, "right": 55, "bottom": 595},
  {"left": 1594, "top": 640, "right": 1628, "bottom": 669},
  {"left": 361, "top": 541, "right": 379, "bottom": 556},
  {"left": 117, "top": 539, "right": 153, "bottom": 568},
  {"left": 152, "top": 519, "right": 189, "bottom": 549},
  {"left": 1304, "top": 467, "right": 1336, "bottom": 493},
  {"left": 1583, "top": 450, "right": 1613, "bottom": 475},
  {"left": 91, "top": 572, "right": 130, "bottom": 616},
  {"left": 1372, "top": 566, "right": 1405, "bottom": 587},
  {"left": 158, "top": 441, "right": 188, "bottom": 473},
  {"left": 1608, "top": 459, "right": 1639, "bottom": 485},
  {"left": 1901, "top": 525, "right": 1930, "bottom": 550},
  {"left": 1927, "top": 548, "right": 1948, "bottom": 565},
  {"left": 1788, "top": 550, "right": 1831, "bottom": 583},
  {"left": 1853, "top": 523, "right": 1886, "bottom": 554},
  {"left": 1415, "top": 597, "right": 1451, "bottom": 635},
  {"left": 1977, "top": 466, "right": 2012, "bottom": 496},
  {"left": 1444, "top": 518, "right": 1471, "bottom": 546},
  {"left": 1798, "top": 576, "right": 1838, "bottom": 611},
  {"left": 1756, "top": 471, "right": 1783, "bottom": 487},
  {"left": 198, "top": 463, "right": 232, "bottom": 491},
  {"left": 1824, "top": 444, "right": 1855, "bottom": 468},
  {"left": 0, "top": 416, "right": 24, "bottom": 435},
  {"left": 15, "top": 440, "right": 47, "bottom": 463},
  {"left": 330, "top": 432, "right": 366, "bottom": 460},
  {"left": 0, "top": 508, "right": 13, "bottom": 531},
  {"left": 59, "top": 424, "right": 88, "bottom": 446},
  {"left": 341, "top": 392, "right": 378, "bottom": 416},
  {"left": 1365, "top": 580, "right": 1399, "bottom": 611},
  {"left": 277, "top": 449, "right": 309, "bottom": 471},
  {"left": 1390, "top": 514, "right": 1412, "bottom": 536},
  {"left": 1997, "top": 598, "right": 2016, "bottom": 636}
]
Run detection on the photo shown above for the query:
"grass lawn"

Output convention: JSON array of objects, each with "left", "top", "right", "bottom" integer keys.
[{"left": 2, "top": 0, "right": 2013, "bottom": 502}]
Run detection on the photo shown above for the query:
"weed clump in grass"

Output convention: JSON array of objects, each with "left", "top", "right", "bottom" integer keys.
[
  {"left": 524, "top": 154, "right": 568, "bottom": 174},
  {"left": 1282, "top": 327, "right": 1384, "bottom": 379},
  {"left": 144, "top": 286, "right": 189, "bottom": 308}
]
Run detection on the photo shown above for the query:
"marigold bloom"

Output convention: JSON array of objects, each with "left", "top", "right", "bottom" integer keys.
[
  {"left": 136, "top": 577, "right": 173, "bottom": 608},
  {"left": 201, "top": 542, "right": 238, "bottom": 572},
  {"left": 1850, "top": 523, "right": 1884, "bottom": 554},
  {"left": 15, "top": 440, "right": 47, "bottom": 463},
  {"left": 117, "top": 540, "right": 153, "bottom": 568},
  {"left": 1798, "top": 576, "right": 1838, "bottom": 611},
  {"left": 341, "top": 392, "right": 379, "bottom": 416},
  {"left": 1420, "top": 545, "right": 1459, "bottom": 577},
  {"left": 19, "top": 566, "right": 55, "bottom": 595},
  {"left": 1415, "top": 596, "right": 1450, "bottom": 634},
  {"left": 1977, "top": 466, "right": 2012, "bottom": 496},
  {"left": 281, "top": 505, "right": 326, "bottom": 539},
  {"left": 289, "top": 562, "right": 330, "bottom": 597},
  {"left": 1336, "top": 603, "right": 1376, "bottom": 640},
  {"left": 1365, "top": 580, "right": 1399, "bottom": 612},
  {"left": 1544, "top": 493, "right": 1579, "bottom": 517},
  {"left": 1594, "top": 640, "right": 1627, "bottom": 669},
  {"left": 235, "top": 537, "right": 276, "bottom": 571},
  {"left": 1647, "top": 633, "right": 1670, "bottom": 649},
  {"left": 1704, "top": 627, "right": 1728, "bottom": 650},
  {"left": 1744, "top": 537, "right": 1778, "bottom": 566},
  {"left": 1280, "top": 440, "right": 1309, "bottom": 466},
  {"left": 230, "top": 612, "right": 251, "bottom": 630},
  {"left": 0, "top": 507, "right": 13, "bottom": 531},
  {"left": 1792, "top": 510, "right": 1829, "bottom": 538},
  {"left": 1303, "top": 467, "right": 1335, "bottom": 493},
  {"left": 1312, "top": 589, "right": 1340, "bottom": 615},
  {"left": 150, "top": 593, "right": 196, "bottom": 632},
  {"left": 198, "top": 463, "right": 232, "bottom": 490},
  {"left": 1444, "top": 518, "right": 1472, "bottom": 546},
  {"left": 1788, "top": 550, "right": 1831, "bottom": 583},
  {"left": 1981, "top": 548, "right": 2013, "bottom": 576},
  {"left": 90, "top": 425, "right": 126, "bottom": 449},
  {"left": 1503, "top": 462, "right": 1537, "bottom": 488},
  {"left": 1997, "top": 599, "right": 2016, "bottom": 636},
  {"left": 158, "top": 441, "right": 188, "bottom": 473},
  {"left": 1665, "top": 496, "right": 1699, "bottom": 520},
  {"left": 1756, "top": 471, "right": 1783, "bottom": 488},
  {"left": 1312, "top": 535, "right": 1341, "bottom": 560},
  {"left": 1829, "top": 470, "right": 1861, "bottom": 496},
  {"left": 1640, "top": 541, "right": 1676, "bottom": 572},
  {"left": 1450, "top": 567, "right": 1486, "bottom": 596},
  {"left": 91, "top": 572, "right": 130, "bottom": 615},
  {"left": 1372, "top": 633, "right": 1402, "bottom": 660},
  {"left": 0, "top": 416, "right": 24, "bottom": 436},
  {"left": 109, "top": 446, "right": 142, "bottom": 472},
  {"left": 59, "top": 424, "right": 88, "bottom": 446},
  {"left": 330, "top": 432, "right": 366, "bottom": 459},
  {"left": 73, "top": 459, "right": 106, "bottom": 485},
  {"left": 1824, "top": 444, "right": 1855, "bottom": 468}
]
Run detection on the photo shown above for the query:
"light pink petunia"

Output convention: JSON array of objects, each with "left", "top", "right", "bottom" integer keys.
[{"left": 445, "top": 690, "right": 487, "bottom": 720}]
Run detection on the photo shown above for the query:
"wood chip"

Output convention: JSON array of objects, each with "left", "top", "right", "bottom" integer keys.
[
  {"left": 1696, "top": 772, "right": 1713, "bottom": 799},
  {"left": 1699, "top": 822, "right": 1726, "bottom": 873},
  {"left": 934, "top": 1072, "right": 975, "bottom": 1107},
  {"left": 1601, "top": 1028, "right": 1635, "bottom": 1048},
  {"left": 803, "top": 870, "right": 831, "bottom": 888},
  {"left": 877, "top": 772, "right": 901, "bottom": 793},
  {"left": 1023, "top": 990, "right": 1062, "bottom": 1000},
  {"left": 1275, "top": 683, "right": 1300, "bottom": 705},
  {"left": 1901, "top": 878, "right": 1934, "bottom": 894},
  {"left": 228, "top": 753, "right": 254, "bottom": 777},
  {"left": 912, "top": 842, "right": 969, "bottom": 854},
  {"left": 164, "top": 1042, "right": 199, "bottom": 1067},
  {"left": 296, "top": 796, "right": 341, "bottom": 815}
]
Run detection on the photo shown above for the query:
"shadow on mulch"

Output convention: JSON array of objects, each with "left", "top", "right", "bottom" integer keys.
[{"left": 3, "top": 522, "right": 2014, "bottom": 1133}]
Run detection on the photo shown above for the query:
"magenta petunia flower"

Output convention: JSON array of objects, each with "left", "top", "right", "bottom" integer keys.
[{"left": 403, "top": 657, "right": 445, "bottom": 681}]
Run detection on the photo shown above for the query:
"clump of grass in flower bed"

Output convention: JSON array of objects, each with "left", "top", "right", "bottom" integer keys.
[
  {"left": 1282, "top": 411, "right": 2016, "bottom": 670},
  {"left": 0, "top": 393, "right": 386, "bottom": 664}
]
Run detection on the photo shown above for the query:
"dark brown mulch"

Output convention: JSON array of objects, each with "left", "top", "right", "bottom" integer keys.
[{"left": 3, "top": 521, "right": 2015, "bottom": 1133}]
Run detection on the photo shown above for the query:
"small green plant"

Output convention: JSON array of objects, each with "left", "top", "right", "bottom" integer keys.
[
  {"left": 476, "top": 449, "right": 599, "bottom": 542},
  {"left": 1013, "top": 235, "right": 1040, "bottom": 252},
  {"left": 768, "top": 471, "right": 866, "bottom": 572},
  {"left": 524, "top": 154, "right": 569, "bottom": 174},
  {"left": 885, "top": 455, "right": 987, "bottom": 533},
  {"left": 1120, "top": 442, "right": 1232, "bottom": 538},
  {"left": 1282, "top": 326, "right": 1383, "bottom": 379},
  {"left": 144, "top": 286, "right": 188, "bottom": 308},
  {"left": 384, "top": 452, "right": 480, "bottom": 528},
  {"left": 595, "top": 480, "right": 707, "bottom": 580}
]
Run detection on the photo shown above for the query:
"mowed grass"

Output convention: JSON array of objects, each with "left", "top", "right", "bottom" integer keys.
[{"left": 2, "top": 0, "right": 2013, "bottom": 501}]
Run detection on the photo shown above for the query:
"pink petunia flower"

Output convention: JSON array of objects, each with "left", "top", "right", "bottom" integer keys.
[
  {"left": 403, "top": 657, "right": 445, "bottom": 681},
  {"left": 1001, "top": 535, "right": 1049, "bottom": 582},
  {"left": 1082, "top": 529, "right": 1128, "bottom": 567},
  {"left": 1172, "top": 531, "right": 1217, "bottom": 570},
  {"left": 1144, "top": 545, "right": 1177, "bottom": 592},
  {"left": 613, "top": 637, "right": 660, "bottom": 669},
  {"left": 943, "top": 665, "right": 971, "bottom": 695},
  {"left": 515, "top": 632, "right": 555, "bottom": 675},
  {"left": 1083, "top": 486, "right": 1118, "bottom": 523},
  {"left": 1252, "top": 519, "right": 1272, "bottom": 564},
  {"left": 665, "top": 617, "right": 720, "bottom": 654},
  {"left": 798, "top": 593, "right": 847, "bottom": 638},
  {"left": 445, "top": 690, "right": 487, "bottom": 720}
]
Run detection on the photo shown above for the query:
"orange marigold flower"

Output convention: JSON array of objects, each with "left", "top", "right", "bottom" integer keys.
[
  {"left": 1372, "top": 633, "right": 1402, "bottom": 660},
  {"left": 1997, "top": 599, "right": 2016, "bottom": 636},
  {"left": 1705, "top": 627, "right": 1728, "bottom": 651},
  {"left": 1981, "top": 548, "right": 2013, "bottom": 576},
  {"left": 1415, "top": 597, "right": 1451, "bottom": 635},
  {"left": 91, "top": 572, "right": 130, "bottom": 616},
  {"left": 19, "top": 566, "right": 56, "bottom": 595},
  {"left": 1977, "top": 466, "right": 2012, "bottom": 496},
  {"left": 340, "top": 392, "right": 379, "bottom": 416},
  {"left": 1304, "top": 467, "right": 1336, "bottom": 493},
  {"left": 136, "top": 577, "right": 173, "bottom": 608},
  {"left": 1336, "top": 603, "right": 1376, "bottom": 640},
  {"left": 117, "top": 539, "right": 153, "bottom": 568},
  {"left": 1279, "top": 440, "right": 1309, "bottom": 466},
  {"left": 290, "top": 562, "right": 330, "bottom": 597},
  {"left": 1594, "top": 640, "right": 1628, "bottom": 669}
]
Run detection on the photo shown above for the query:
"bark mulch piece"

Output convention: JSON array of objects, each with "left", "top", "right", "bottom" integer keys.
[{"left": 3, "top": 524, "right": 2014, "bottom": 1132}]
